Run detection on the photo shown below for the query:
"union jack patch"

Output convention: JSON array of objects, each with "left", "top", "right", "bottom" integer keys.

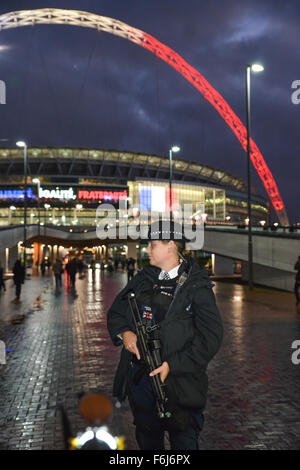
[{"left": 142, "top": 306, "right": 153, "bottom": 320}]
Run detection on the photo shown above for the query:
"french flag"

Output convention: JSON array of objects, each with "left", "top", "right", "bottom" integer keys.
[{"left": 139, "top": 185, "right": 177, "bottom": 212}]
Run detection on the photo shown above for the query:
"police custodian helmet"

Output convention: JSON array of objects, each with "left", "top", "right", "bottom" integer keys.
[{"left": 142, "top": 219, "right": 191, "bottom": 242}]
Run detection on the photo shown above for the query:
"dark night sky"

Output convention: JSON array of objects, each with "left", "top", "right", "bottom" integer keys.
[{"left": 0, "top": 0, "right": 299, "bottom": 223}]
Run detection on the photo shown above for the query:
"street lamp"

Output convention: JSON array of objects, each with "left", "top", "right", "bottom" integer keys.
[
  {"left": 32, "top": 178, "right": 41, "bottom": 269},
  {"left": 16, "top": 140, "right": 28, "bottom": 270},
  {"left": 169, "top": 146, "right": 180, "bottom": 221},
  {"left": 44, "top": 204, "right": 50, "bottom": 236},
  {"left": 245, "top": 63, "right": 264, "bottom": 290}
]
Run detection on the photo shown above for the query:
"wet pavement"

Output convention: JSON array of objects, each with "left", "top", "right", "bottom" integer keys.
[{"left": 0, "top": 269, "right": 300, "bottom": 450}]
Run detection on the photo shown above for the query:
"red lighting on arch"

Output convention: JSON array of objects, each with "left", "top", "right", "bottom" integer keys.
[
  {"left": 139, "top": 32, "right": 288, "bottom": 225},
  {"left": 0, "top": 9, "right": 288, "bottom": 224}
]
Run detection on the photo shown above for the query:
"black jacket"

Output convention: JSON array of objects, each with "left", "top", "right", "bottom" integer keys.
[
  {"left": 68, "top": 259, "right": 78, "bottom": 276},
  {"left": 13, "top": 261, "right": 25, "bottom": 284},
  {"left": 107, "top": 257, "right": 223, "bottom": 411},
  {"left": 295, "top": 261, "right": 300, "bottom": 282}
]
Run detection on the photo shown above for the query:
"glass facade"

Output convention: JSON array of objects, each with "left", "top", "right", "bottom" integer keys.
[
  {"left": 127, "top": 179, "right": 225, "bottom": 222},
  {"left": 0, "top": 178, "right": 270, "bottom": 227}
]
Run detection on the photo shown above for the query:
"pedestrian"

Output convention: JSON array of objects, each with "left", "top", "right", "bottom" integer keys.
[
  {"left": 107, "top": 259, "right": 114, "bottom": 272},
  {"left": 0, "top": 262, "right": 6, "bottom": 293},
  {"left": 65, "top": 260, "right": 70, "bottom": 284},
  {"left": 107, "top": 220, "right": 223, "bottom": 450},
  {"left": 68, "top": 257, "right": 78, "bottom": 290},
  {"left": 126, "top": 257, "right": 136, "bottom": 282},
  {"left": 52, "top": 258, "right": 63, "bottom": 289},
  {"left": 77, "top": 259, "right": 84, "bottom": 279},
  {"left": 12, "top": 259, "right": 25, "bottom": 303},
  {"left": 294, "top": 256, "right": 300, "bottom": 310},
  {"left": 41, "top": 259, "right": 46, "bottom": 277}
]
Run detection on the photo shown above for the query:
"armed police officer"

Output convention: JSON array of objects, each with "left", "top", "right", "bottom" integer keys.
[{"left": 107, "top": 220, "right": 223, "bottom": 450}]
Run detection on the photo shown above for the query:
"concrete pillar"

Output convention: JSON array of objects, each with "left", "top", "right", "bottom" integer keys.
[
  {"left": 127, "top": 241, "right": 137, "bottom": 261},
  {"left": 8, "top": 245, "right": 19, "bottom": 271},
  {"left": 50, "top": 245, "right": 54, "bottom": 264},
  {"left": 5, "top": 248, "right": 9, "bottom": 272},
  {"left": 213, "top": 254, "right": 234, "bottom": 276},
  {"left": 42, "top": 245, "right": 47, "bottom": 259},
  {"left": 102, "top": 245, "right": 107, "bottom": 263},
  {"left": 33, "top": 242, "right": 42, "bottom": 266}
]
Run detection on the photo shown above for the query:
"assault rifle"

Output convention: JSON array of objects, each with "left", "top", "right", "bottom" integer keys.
[{"left": 127, "top": 291, "right": 171, "bottom": 420}]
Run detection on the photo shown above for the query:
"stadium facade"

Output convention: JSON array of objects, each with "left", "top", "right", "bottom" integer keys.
[{"left": 0, "top": 147, "right": 269, "bottom": 228}]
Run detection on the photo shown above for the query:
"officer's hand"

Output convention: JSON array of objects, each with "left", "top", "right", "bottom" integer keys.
[
  {"left": 121, "top": 331, "right": 141, "bottom": 360},
  {"left": 149, "top": 361, "right": 170, "bottom": 383}
]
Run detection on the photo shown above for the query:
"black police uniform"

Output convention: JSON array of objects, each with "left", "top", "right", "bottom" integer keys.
[{"left": 107, "top": 221, "right": 223, "bottom": 450}]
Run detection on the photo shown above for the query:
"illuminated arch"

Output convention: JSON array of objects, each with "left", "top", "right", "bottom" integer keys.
[{"left": 0, "top": 8, "right": 289, "bottom": 225}]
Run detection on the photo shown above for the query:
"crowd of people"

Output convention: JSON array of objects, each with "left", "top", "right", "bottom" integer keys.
[
  {"left": 0, "top": 255, "right": 137, "bottom": 302},
  {"left": 0, "top": 253, "right": 299, "bottom": 308}
]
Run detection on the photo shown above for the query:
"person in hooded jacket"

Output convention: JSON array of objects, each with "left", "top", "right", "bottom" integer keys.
[
  {"left": 12, "top": 259, "right": 25, "bottom": 303},
  {"left": 107, "top": 220, "right": 223, "bottom": 450},
  {"left": 0, "top": 261, "right": 6, "bottom": 293}
]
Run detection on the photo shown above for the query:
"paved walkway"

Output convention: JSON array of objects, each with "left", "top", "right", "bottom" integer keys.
[{"left": 0, "top": 269, "right": 299, "bottom": 450}]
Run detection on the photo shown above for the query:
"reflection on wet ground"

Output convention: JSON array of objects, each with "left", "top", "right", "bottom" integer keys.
[{"left": 0, "top": 269, "right": 299, "bottom": 449}]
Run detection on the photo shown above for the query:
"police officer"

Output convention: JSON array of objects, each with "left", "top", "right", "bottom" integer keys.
[{"left": 107, "top": 220, "right": 223, "bottom": 450}]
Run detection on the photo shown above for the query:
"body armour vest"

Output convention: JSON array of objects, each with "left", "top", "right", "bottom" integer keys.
[{"left": 137, "top": 276, "right": 179, "bottom": 325}]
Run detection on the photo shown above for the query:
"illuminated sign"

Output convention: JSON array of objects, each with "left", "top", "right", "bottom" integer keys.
[
  {"left": 39, "top": 187, "right": 76, "bottom": 200},
  {"left": 0, "top": 185, "right": 128, "bottom": 203},
  {"left": 0, "top": 188, "right": 34, "bottom": 199},
  {"left": 78, "top": 189, "right": 127, "bottom": 200}
]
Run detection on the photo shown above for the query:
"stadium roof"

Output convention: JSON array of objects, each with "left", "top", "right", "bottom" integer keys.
[{"left": 0, "top": 147, "right": 247, "bottom": 192}]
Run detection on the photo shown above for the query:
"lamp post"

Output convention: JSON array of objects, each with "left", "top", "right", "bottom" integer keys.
[
  {"left": 169, "top": 146, "right": 180, "bottom": 222},
  {"left": 16, "top": 140, "right": 28, "bottom": 271},
  {"left": 245, "top": 63, "right": 264, "bottom": 290},
  {"left": 32, "top": 178, "right": 41, "bottom": 270},
  {"left": 44, "top": 204, "right": 50, "bottom": 237}
]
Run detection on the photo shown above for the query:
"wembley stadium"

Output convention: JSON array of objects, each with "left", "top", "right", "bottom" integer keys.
[{"left": 0, "top": 147, "right": 269, "bottom": 228}]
